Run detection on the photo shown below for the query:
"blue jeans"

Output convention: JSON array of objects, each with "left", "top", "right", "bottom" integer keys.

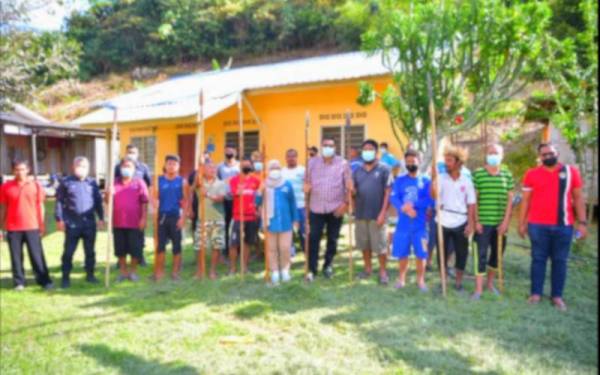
[{"left": 528, "top": 223, "right": 573, "bottom": 298}]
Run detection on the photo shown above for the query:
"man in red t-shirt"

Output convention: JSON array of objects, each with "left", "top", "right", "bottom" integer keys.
[
  {"left": 518, "top": 143, "right": 587, "bottom": 311},
  {"left": 0, "top": 159, "right": 53, "bottom": 291},
  {"left": 228, "top": 158, "right": 261, "bottom": 275}
]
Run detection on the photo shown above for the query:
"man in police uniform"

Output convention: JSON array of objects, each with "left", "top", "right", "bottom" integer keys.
[
  {"left": 114, "top": 144, "right": 152, "bottom": 265},
  {"left": 56, "top": 157, "right": 105, "bottom": 288}
]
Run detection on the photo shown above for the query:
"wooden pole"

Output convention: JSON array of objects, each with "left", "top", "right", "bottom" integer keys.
[
  {"left": 152, "top": 126, "right": 159, "bottom": 278},
  {"left": 105, "top": 108, "right": 118, "bottom": 288},
  {"left": 30, "top": 132, "right": 38, "bottom": 180},
  {"left": 497, "top": 234, "right": 504, "bottom": 293},
  {"left": 195, "top": 90, "right": 207, "bottom": 279},
  {"left": 238, "top": 94, "right": 245, "bottom": 280},
  {"left": 426, "top": 73, "right": 447, "bottom": 298},
  {"left": 262, "top": 142, "right": 269, "bottom": 282},
  {"left": 304, "top": 111, "right": 310, "bottom": 279},
  {"left": 344, "top": 110, "right": 354, "bottom": 283}
]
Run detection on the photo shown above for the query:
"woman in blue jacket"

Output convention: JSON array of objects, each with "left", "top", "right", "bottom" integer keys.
[{"left": 264, "top": 160, "right": 299, "bottom": 285}]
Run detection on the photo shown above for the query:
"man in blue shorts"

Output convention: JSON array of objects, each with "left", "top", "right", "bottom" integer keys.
[{"left": 390, "top": 149, "right": 432, "bottom": 291}]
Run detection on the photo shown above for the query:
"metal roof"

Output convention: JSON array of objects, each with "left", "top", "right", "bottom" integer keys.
[{"left": 75, "top": 51, "right": 391, "bottom": 127}]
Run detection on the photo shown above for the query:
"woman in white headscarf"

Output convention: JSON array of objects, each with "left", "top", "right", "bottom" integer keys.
[{"left": 264, "top": 160, "right": 299, "bottom": 285}]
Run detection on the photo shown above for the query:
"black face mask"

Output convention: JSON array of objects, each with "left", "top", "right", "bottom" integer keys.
[
  {"left": 406, "top": 165, "right": 418, "bottom": 173},
  {"left": 542, "top": 157, "right": 558, "bottom": 167},
  {"left": 242, "top": 166, "right": 253, "bottom": 174},
  {"left": 225, "top": 153, "right": 234, "bottom": 159}
]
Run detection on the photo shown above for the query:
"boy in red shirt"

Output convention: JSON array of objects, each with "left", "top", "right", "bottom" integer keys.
[
  {"left": 519, "top": 143, "right": 587, "bottom": 311},
  {"left": 0, "top": 159, "right": 53, "bottom": 291},
  {"left": 229, "top": 158, "right": 261, "bottom": 274}
]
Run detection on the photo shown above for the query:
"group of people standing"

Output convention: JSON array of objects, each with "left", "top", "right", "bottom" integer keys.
[{"left": 0, "top": 138, "right": 588, "bottom": 310}]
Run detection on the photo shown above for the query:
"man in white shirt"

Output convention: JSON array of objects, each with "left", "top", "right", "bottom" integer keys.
[
  {"left": 282, "top": 149, "right": 306, "bottom": 256},
  {"left": 431, "top": 145, "right": 476, "bottom": 292}
]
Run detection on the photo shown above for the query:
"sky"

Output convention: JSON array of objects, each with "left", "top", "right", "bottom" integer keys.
[{"left": 22, "top": 0, "right": 90, "bottom": 32}]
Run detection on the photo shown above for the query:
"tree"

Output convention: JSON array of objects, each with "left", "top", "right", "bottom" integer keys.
[{"left": 356, "top": 0, "right": 551, "bottom": 161}]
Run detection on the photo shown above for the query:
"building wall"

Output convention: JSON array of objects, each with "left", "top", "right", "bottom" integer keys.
[{"left": 115, "top": 76, "right": 403, "bottom": 176}]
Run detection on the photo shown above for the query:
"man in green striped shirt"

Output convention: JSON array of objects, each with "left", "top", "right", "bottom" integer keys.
[{"left": 472, "top": 143, "right": 515, "bottom": 299}]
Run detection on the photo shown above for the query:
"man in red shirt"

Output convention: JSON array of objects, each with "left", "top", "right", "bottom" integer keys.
[
  {"left": 229, "top": 158, "right": 261, "bottom": 275},
  {"left": 518, "top": 143, "right": 588, "bottom": 311},
  {"left": 0, "top": 159, "right": 53, "bottom": 291}
]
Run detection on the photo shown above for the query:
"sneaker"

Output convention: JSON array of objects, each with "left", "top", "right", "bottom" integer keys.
[
  {"left": 470, "top": 292, "right": 481, "bottom": 301},
  {"left": 86, "top": 274, "right": 99, "bottom": 283},
  {"left": 323, "top": 266, "right": 333, "bottom": 279},
  {"left": 129, "top": 273, "right": 140, "bottom": 282},
  {"left": 271, "top": 271, "right": 280, "bottom": 285},
  {"left": 418, "top": 284, "right": 429, "bottom": 293},
  {"left": 305, "top": 272, "right": 315, "bottom": 283},
  {"left": 281, "top": 270, "right": 291, "bottom": 283},
  {"left": 357, "top": 271, "right": 372, "bottom": 280},
  {"left": 44, "top": 282, "right": 55, "bottom": 291},
  {"left": 61, "top": 278, "right": 71, "bottom": 289},
  {"left": 14, "top": 284, "right": 25, "bottom": 292},
  {"left": 394, "top": 280, "right": 405, "bottom": 289},
  {"left": 116, "top": 274, "right": 129, "bottom": 283},
  {"left": 378, "top": 274, "right": 389, "bottom": 286}
]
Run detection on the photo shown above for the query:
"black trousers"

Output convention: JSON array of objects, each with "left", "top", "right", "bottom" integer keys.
[
  {"left": 308, "top": 212, "right": 343, "bottom": 275},
  {"left": 7, "top": 230, "right": 52, "bottom": 287},
  {"left": 62, "top": 225, "right": 97, "bottom": 279},
  {"left": 474, "top": 225, "right": 506, "bottom": 275},
  {"left": 223, "top": 199, "right": 234, "bottom": 256},
  {"left": 437, "top": 224, "right": 469, "bottom": 272}
]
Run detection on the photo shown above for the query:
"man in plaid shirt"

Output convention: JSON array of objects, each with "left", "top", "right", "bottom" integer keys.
[{"left": 304, "top": 138, "right": 352, "bottom": 281}]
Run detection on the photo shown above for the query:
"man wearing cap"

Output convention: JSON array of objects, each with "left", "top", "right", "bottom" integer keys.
[
  {"left": 55, "top": 156, "right": 105, "bottom": 288},
  {"left": 431, "top": 145, "right": 476, "bottom": 292}
]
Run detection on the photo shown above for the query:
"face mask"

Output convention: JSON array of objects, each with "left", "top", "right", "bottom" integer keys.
[
  {"left": 269, "top": 170, "right": 281, "bottom": 180},
  {"left": 225, "top": 153, "right": 234, "bottom": 159},
  {"left": 380, "top": 148, "right": 387, "bottom": 154},
  {"left": 74, "top": 166, "right": 89, "bottom": 179},
  {"left": 362, "top": 150, "right": 376, "bottom": 163},
  {"left": 542, "top": 156, "right": 558, "bottom": 167},
  {"left": 322, "top": 146, "right": 335, "bottom": 158},
  {"left": 120, "top": 167, "right": 134, "bottom": 178},
  {"left": 406, "top": 165, "right": 418, "bottom": 173},
  {"left": 486, "top": 154, "right": 502, "bottom": 166},
  {"left": 254, "top": 162, "right": 263, "bottom": 172},
  {"left": 127, "top": 153, "right": 138, "bottom": 162},
  {"left": 242, "top": 166, "right": 252, "bottom": 174}
]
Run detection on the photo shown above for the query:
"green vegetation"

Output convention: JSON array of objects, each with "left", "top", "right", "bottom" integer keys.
[{"left": 1, "top": 203, "right": 597, "bottom": 374}]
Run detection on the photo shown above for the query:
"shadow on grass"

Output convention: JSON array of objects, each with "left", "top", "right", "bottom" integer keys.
[{"left": 79, "top": 344, "right": 199, "bottom": 375}]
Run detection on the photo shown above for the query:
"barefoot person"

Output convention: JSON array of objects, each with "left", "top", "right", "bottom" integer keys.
[
  {"left": 471, "top": 143, "right": 515, "bottom": 299},
  {"left": 194, "top": 162, "right": 227, "bottom": 279},
  {"left": 390, "top": 149, "right": 432, "bottom": 291},
  {"left": 353, "top": 139, "right": 392, "bottom": 285},
  {"left": 55, "top": 156, "right": 105, "bottom": 288},
  {"left": 431, "top": 145, "right": 476, "bottom": 292},
  {"left": 0, "top": 159, "right": 53, "bottom": 291},
  {"left": 111, "top": 157, "right": 149, "bottom": 282},
  {"left": 264, "top": 160, "right": 299, "bottom": 285},
  {"left": 518, "top": 143, "right": 587, "bottom": 311},
  {"left": 153, "top": 155, "right": 187, "bottom": 281}
]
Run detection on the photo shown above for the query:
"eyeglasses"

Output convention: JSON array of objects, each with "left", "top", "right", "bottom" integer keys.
[{"left": 541, "top": 152, "right": 555, "bottom": 158}]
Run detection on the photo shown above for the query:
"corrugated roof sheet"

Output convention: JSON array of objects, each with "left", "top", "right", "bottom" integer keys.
[{"left": 75, "top": 51, "right": 390, "bottom": 127}]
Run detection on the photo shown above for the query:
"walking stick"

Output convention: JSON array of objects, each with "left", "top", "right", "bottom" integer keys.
[
  {"left": 497, "top": 233, "right": 504, "bottom": 292},
  {"left": 303, "top": 111, "right": 311, "bottom": 279},
  {"left": 238, "top": 94, "right": 245, "bottom": 281},
  {"left": 262, "top": 143, "right": 269, "bottom": 282},
  {"left": 426, "top": 73, "right": 447, "bottom": 297},
  {"left": 344, "top": 110, "right": 354, "bottom": 283},
  {"left": 195, "top": 90, "right": 207, "bottom": 279},
  {"left": 152, "top": 128, "right": 159, "bottom": 278},
  {"left": 105, "top": 108, "right": 118, "bottom": 288}
]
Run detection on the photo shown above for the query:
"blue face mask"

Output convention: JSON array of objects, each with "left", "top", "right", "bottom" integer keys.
[
  {"left": 322, "top": 146, "right": 335, "bottom": 158},
  {"left": 254, "top": 162, "right": 263, "bottom": 172},
  {"left": 486, "top": 154, "right": 502, "bottom": 166},
  {"left": 121, "top": 167, "right": 134, "bottom": 178},
  {"left": 362, "top": 150, "right": 376, "bottom": 163}
]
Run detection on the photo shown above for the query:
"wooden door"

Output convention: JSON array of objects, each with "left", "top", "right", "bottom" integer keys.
[{"left": 178, "top": 134, "right": 195, "bottom": 178}]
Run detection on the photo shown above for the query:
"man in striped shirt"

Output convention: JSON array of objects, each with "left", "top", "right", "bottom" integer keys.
[
  {"left": 304, "top": 138, "right": 352, "bottom": 281},
  {"left": 472, "top": 143, "right": 515, "bottom": 299}
]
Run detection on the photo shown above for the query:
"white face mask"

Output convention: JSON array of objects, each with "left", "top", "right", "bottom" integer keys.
[
  {"left": 269, "top": 170, "right": 282, "bottom": 180},
  {"left": 74, "top": 166, "right": 89, "bottom": 179},
  {"left": 127, "top": 153, "right": 138, "bottom": 162},
  {"left": 121, "top": 167, "right": 134, "bottom": 178},
  {"left": 322, "top": 146, "right": 335, "bottom": 158}
]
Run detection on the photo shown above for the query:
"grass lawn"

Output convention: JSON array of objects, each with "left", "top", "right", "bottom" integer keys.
[{"left": 0, "top": 203, "right": 597, "bottom": 374}]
